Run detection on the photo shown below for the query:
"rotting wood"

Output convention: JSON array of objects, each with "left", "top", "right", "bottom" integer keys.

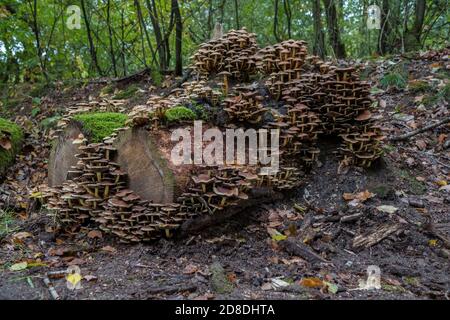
[
  {"left": 352, "top": 223, "right": 402, "bottom": 249},
  {"left": 279, "top": 237, "right": 329, "bottom": 264}
]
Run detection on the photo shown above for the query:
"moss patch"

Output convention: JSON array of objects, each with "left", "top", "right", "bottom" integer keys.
[
  {"left": 396, "top": 169, "right": 426, "bottom": 195},
  {"left": 73, "top": 112, "right": 128, "bottom": 143},
  {"left": 0, "top": 118, "right": 23, "bottom": 175},
  {"left": 112, "top": 84, "right": 140, "bottom": 100},
  {"left": 408, "top": 80, "right": 431, "bottom": 93},
  {"left": 165, "top": 106, "right": 197, "bottom": 123}
]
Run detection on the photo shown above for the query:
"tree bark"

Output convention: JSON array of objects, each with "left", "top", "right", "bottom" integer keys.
[
  {"left": 322, "top": 0, "right": 346, "bottom": 59},
  {"left": 106, "top": 0, "right": 117, "bottom": 77},
  {"left": 172, "top": 0, "right": 183, "bottom": 76},
  {"left": 377, "top": 0, "right": 391, "bottom": 55},
  {"left": 312, "top": 0, "right": 326, "bottom": 58}
]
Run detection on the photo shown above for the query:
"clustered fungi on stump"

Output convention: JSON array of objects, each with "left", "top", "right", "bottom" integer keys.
[
  {"left": 44, "top": 131, "right": 127, "bottom": 226},
  {"left": 44, "top": 29, "right": 385, "bottom": 243},
  {"left": 223, "top": 88, "right": 267, "bottom": 124},
  {"left": 190, "top": 28, "right": 258, "bottom": 81}
]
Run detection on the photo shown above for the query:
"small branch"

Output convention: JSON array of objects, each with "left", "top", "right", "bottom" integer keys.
[
  {"left": 43, "top": 276, "right": 60, "bottom": 300},
  {"left": 389, "top": 116, "right": 450, "bottom": 141},
  {"left": 146, "top": 283, "right": 197, "bottom": 295}
]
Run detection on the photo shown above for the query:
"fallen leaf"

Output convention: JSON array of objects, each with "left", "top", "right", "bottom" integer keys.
[
  {"left": 299, "top": 277, "right": 324, "bottom": 288},
  {"left": 377, "top": 205, "right": 398, "bottom": 214},
  {"left": 84, "top": 275, "right": 98, "bottom": 281},
  {"left": 267, "top": 227, "right": 287, "bottom": 241},
  {"left": 12, "top": 232, "right": 32, "bottom": 241},
  {"left": 436, "top": 180, "right": 447, "bottom": 187},
  {"left": 324, "top": 281, "right": 338, "bottom": 294},
  {"left": 428, "top": 239, "right": 438, "bottom": 247},
  {"left": 415, "top": 139, "right": 427, "bottom": 150},
  {"left": 9, "top": 262, "right": 28, "bottom": 271},
  {"left": 87, "top": 230, "right": 102, "bottom": 239},
  {"left": 414, "top": 95, "right": 424, "bottom": 103},
  {"left": 183, "top": 263, "right": 199, "bottom": 274},
  {"left": 101, "top": 246, "right": 117, "bottom": 254},
  {"left": 343, "top": 190, "right": 375, "bottom": 202},
  {"left": 261, "top": 282, "right": 273, "bottom": 291},
  {"left": 227, "top": 273, "right": 237, "bottom": 283}
]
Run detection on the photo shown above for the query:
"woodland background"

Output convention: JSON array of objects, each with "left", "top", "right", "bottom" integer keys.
[{"left": 0, "top": 0, "right": 448, "bottom": 91}]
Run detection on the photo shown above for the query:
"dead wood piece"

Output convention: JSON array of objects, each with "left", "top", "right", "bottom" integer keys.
[
  {"left": 43, "top": 276, "right": 60, "bottom": 300},
  {"left": 352, "top": 223, "right": 402, "bottom": 249},
  {"left": 279, "top": 238, "right": 329, "bottom": 264},
  {"left": 389, "top": 116, "right": 450, "bottom": 141},
  {"left": 146, "top": 283, "right": 197, "bottom": 295},
  {"left": 340, "top": 212, "right": 364, "bottom": 223}
]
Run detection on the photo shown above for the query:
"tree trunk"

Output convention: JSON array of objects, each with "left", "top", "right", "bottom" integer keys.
[
  {"left": 106, "top": 0, "right": 117, "bottom": 77},
  {"left": 312, "top": 0, "right": 326, "bottom": 58},
  {"left": 323, "top": 0, "right": 346, "bottom": 58},
  {"left": 377, "top": 0, "right": 390, "bottom": 55},
  {"left": 234, "top": 0, "right": 240, "bottom": 29},
  {"left": 172, "top": 0, "right": 183, "bottom": 76},
  {"left": 145, "top": 0, "right": 167, "bottom": 71},
  {"left": 80, "top": 0, "right": 103, "bottom": 75},
  {"left": 283, "top": 0, "right": 292, "bottom": 39},
  {"left": 274, "top": 0, "right": 281, "bottom": 42},
  {"left": 405, "top": 0, "right": 426, "bottom": 51}
]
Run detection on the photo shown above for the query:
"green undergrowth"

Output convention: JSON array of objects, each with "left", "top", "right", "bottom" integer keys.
[
  {"left": 164, "top": 106, "right": 197, "bottom": 123},
  {"left": 73, "top": 112, "right": 128, "bottom": 143},
  {"left": 0, "top": 117, "right": 23, "bottom": 175},
  {"left": 112, "top": 84, "right": 140, "bottom": 99},
  {"left": 408, "top": 80, "right": 432, "bottom": 93},
  {"left": 380, "top": 72, "right": 407, "bottom": 89},
  {"left": 0, "top": 210, "right": 19, "bottom": 239}
]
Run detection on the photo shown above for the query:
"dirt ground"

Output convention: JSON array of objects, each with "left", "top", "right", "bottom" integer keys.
[{"left": 0, "top": 52, "right": 449, "bottom": 300}]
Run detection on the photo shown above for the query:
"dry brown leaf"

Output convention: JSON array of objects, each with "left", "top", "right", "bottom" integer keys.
[
  {"left": 101, "top": 245, "right": 117, "bottom": 254},
  {"left": 183, "top": 263, "right": 199, "bottom": 274},
  {"left": 343, "top": 190, "right": 375, "bottom": 202}
]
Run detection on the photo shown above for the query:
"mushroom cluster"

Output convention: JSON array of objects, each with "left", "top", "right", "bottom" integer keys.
[
  {"left": 44, "top": 132, "right": 126, "bottom": 226},
  {"left": 190, "top": 28, "right": 258, "bottom": 81},
  {"left": 180, "top": 165, "right": 259, "bottom": 215},
  {"left": 257, "top": 40, "right": 308, "bottom": 76},
  {"left": 98, "top": 190, "right": 183, "bottom": 242},
  {"left": 183, "top": 81, "right": 222, "bottom": 106},
  {"left": 223, "top": 88, "right": 267, "bottom": 124}
]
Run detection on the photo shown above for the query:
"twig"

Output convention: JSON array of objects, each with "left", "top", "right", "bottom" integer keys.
[
  {"left": 146, "top": 283, "right": 197, "bottom": 295},
  {"left": 279, "top": 238, "right": 329, "bottom": 264},
  {"left": 43, "top": 276, "right": 60, "bottom": 300},
  {"left": 352, "top": 223, "right": 402, "bottom": 249},
  {"left": 389, "top": 116, "right": 450, "bottom": 141}
]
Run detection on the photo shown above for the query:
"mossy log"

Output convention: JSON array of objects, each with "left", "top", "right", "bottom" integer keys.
[{"left": 0, "top": 118, "right": 24, "bottom": 176}]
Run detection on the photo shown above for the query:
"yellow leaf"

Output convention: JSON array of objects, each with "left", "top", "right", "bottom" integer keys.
[
  {"left": 66, "top": 273, "right": 82, "bottom": 287},
  {"left": 9, "top": 262, "right": 28, "bottom": 271},
  {"left": 428, "top": 239, "right": 438, "bottom": 247},
  {"left": 299, "top": 277, "right": 324, "bottom": 288},
  {"left": 436, "top": 180, "right": 447, "bottom": 187}
]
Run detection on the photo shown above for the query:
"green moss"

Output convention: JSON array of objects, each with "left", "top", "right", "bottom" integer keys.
[
  {"left": 397, "top": 169, "right": 426, "bottom": 195},
  {"left": 165, "top": 106, "right": 197, "bottom": 123},
  {"left": 73, "top": 112, "right": 128, "bottom": 143},
  {"left": 0, "top": 117, "right": 23, "bottom": 175},
  {"left": 380, "top": 72, "right": 407, "bottom": 89},
  {"left": 112, "top": 84, "right": 140, "bottom": 99},
  {"left": 408, "top": 80, "right": 431, "bottom": 93},
  {"left": 39, "top": 115, "right": 62, "bottom": 131}
]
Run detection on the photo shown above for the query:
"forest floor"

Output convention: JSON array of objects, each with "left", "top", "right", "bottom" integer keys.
[{"left": 0, "top": 50, "right": 449, "bottom": 300}]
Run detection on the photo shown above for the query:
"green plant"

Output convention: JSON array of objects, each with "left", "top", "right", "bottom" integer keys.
[
  {"left": 151, "top": 69, "right": 163, "bottom": 86},
  {"left": 112, "top": 84, "right": 140, "bottom": 99},
  {"left": 408, "top": 80, "right": 431, "bottom": 93},
  {"left": 165, "top": 106, "right": 197, "bottom": 123},
  {"left": 39, "top": 115, "right": 62, "bottom": 130},
  {"left": 73, "top": 112, "right": 128, "bottom": 143},
  {"left": 0, "top": 210, "right": 19, "bottom": 238},
  {"left": 380, "top": 72, "right": 407, "bottom": 89},
  {"left": 0, "top": 118, "right": 23, "bottom": 175}
]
